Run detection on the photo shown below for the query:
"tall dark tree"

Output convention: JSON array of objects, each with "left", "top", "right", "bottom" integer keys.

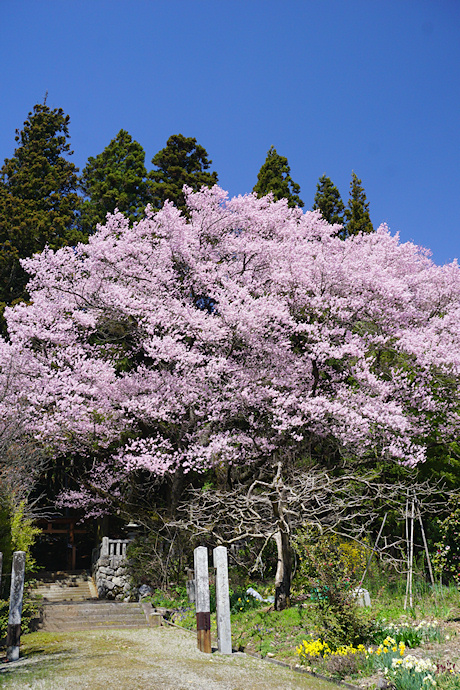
[
  {"left": 79, "top": 130, "right": 151, "bottom": 232},
  {"left": 149, "top": 134, "right": 218, "bottom": 213},
  {"left": 344, "top": 171, "right": 374, "bottom": 236},
  {"left": 312, "top": 174, "right": 345, "bottom": 234},
  {"left": 253, "top": 146, "right": 304, "bottom": 208},
  {"left": 0, "top": 102, "right": 82, "bottom": 310}
]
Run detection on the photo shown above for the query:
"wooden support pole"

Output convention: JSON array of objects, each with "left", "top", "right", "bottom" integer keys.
[
  {"left": 7, "top": 551, "right": 26, "bottom": 662},
  {"left": 194, "top": 546, "right": 211, "bottom": 653},
  {"left": 416, "top": 503, "right": 438, "bottom": 605},
  {"left": 404, "top": 498, "right": 415, "bottom": 610},
  {"left": 213, "top": 546, "right": 232, "bottom": 654},
  {"left": 404, "top": 497, "right": 410, "bottom": 610}
]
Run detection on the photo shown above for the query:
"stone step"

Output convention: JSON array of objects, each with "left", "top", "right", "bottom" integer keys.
[
  {"left": 43, "top": 618, "right": 148, "bottom": 627},
  {"left": 43, "top": 610, "right": 146, "bottom": 619},
  {"left": 35, "top": 585, "right": 92, "bottom": 588},
  {"left": 30, "top": 570, "right": 98, "bottom": 602},
  {"left": 44, "top": 602, "right": 143, "bottom": 610},
  {"left": 40, "top": 620, "right": 150, "bottom": 632},
  {"left": 40, "top": 601, "right": 155, "bottom": 632}
]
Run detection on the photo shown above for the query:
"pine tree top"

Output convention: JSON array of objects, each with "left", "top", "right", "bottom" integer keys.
[
  {"left": 344, "top": 171, "right": 374, "bottom": 236},
  {"left": 149, "top": 134, "right": 218, "bottom": 212},
  {"left": 79, "top": 129, "right": 151, "bottom": 229},
  {"left": 1, "top": 103, "right": 79, "bottom": 207},
  {"left": 253, "top": 146, "right": 304, "bottom": 208},
  {"left": 0, "top": 102, "right": 82, "bottom": 313},
  {"left": 312, "top": 174, "right": 345, "bottom": 229}
]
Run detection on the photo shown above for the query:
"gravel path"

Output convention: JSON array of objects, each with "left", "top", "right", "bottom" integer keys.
[{"left": 0, "top": 627, "right": 338, "bottom": 690}]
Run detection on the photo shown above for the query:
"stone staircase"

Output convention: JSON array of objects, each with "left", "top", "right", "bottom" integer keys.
[
  {"left": 31, "top": 571, "right": 98, "bottom": 603},
  {"left": 30, "top": 571, "right": 157, "bottom": 632},
  {"left": 40, "top": 600, "right": 153, "bottom": 632}
]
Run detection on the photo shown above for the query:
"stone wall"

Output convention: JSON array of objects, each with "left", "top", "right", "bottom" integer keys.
[{"left": 92, "top": 538, "right": 132, "bottom": 601}]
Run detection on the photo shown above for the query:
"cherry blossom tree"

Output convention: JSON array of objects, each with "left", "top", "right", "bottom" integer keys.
[{"left": 1, "top": 185, "right": 460, "bottom": 600}]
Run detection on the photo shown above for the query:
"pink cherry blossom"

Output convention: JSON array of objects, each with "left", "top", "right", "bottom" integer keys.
[{"left": 1, "top": 186, "right": 459, "bottom": 511}]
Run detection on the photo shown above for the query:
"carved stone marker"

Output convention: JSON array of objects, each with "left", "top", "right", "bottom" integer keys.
[
  {"left": 213, "top": 546, "right": 232, "bottom": 654},
  {"left": 7, "top": 551, "right": 26, "bottom": 662},
  {"left": 194, "top": 546, "right": 211, "bottom": 653}
]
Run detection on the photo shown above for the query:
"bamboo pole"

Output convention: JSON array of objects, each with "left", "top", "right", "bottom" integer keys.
[
  {"left": 404, "top": 496, "right": 410, "bottom": 610},
  {"left": 404, "top": 498, "right": 415, "bottom": 610},
  {"left": 416, "top": 502, "right": 437, "bottom": 605}
]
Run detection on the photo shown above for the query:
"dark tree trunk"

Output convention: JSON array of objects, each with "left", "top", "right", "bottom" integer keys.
[{"left": 169, "top": 466, "right": 185, "bottom": 517}]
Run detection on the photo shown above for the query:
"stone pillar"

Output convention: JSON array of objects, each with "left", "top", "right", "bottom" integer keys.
[
  {"left": 7, "top": 551, "right": 26, "bottom": 662},
  {"left": 213, "top": 546, "right": 232, "bottom": 654},
  {"left": 101, "top": 536, "right": 109, "bottom": 557},
  {"left": 194, "top": 546, "right": 211, "bottom": 653}
]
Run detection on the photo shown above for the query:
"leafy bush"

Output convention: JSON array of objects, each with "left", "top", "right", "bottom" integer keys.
[
  {"left": 125, "top": 529, "right": 192, "bottom": 590},
  {"left": 142, "top": 585, "right": 189, "bottom": 609},
  {"left": 0, "top": 596, "right": 42, "bottom": 642},
  {"left": 433, "top": 508, "right": 460, "bottom": 585},
  {"left": 0, "top": 496, "right": 41, "bottom": 583},
  {"left": 293, "top": 526, "right": 376, "bottom": 647},
  {"left": 10, "top": 500, "right": 41, "bottom": 572}
]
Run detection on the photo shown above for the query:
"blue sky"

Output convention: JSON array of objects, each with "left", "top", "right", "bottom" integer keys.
[{"left": 1, "top": 0, "right": 459, "bottom": 265}]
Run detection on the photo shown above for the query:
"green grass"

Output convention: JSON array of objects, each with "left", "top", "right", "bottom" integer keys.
[{"left": 230, "top": 604, "right": 317, "bottom": 660}]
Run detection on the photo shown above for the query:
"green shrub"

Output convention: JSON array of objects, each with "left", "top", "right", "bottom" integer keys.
[
  {"left": 0, "top": 596, "right": 42, "bottom": 642},
  {"left": 0, "top": 496, "right": 41, "bottom": 583},
  {"left": 10, "top": 500, "right": 41, "bottom": 572},
  {"left": 293, "top": 525, "right": 376, "bottom": 647},
  {"left": 433, "top": 507, "right": 460, "bottom": 585},
  {"left": 125, "top": 530, "right": 192, "bottom": 591}
]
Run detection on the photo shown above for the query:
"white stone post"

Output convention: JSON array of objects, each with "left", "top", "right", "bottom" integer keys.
[
  {"left": 101, "top": 536, "right": 109, "bottom": 557},
  {"left": 213, "top": 546, "right": 232, "bottom": 654},
  {"left": 194, "top": 546, "right": 211, "bottom": 653},
  {"left": 7, "top": 551, "right": 26, "bottom": 662}
]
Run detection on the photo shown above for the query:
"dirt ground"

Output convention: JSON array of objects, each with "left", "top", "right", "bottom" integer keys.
[{"left": 0, "top": 626, "right": 338, "bottom": 690}]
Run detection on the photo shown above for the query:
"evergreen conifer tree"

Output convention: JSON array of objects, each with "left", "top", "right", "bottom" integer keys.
[
  {"left": 344, "top": 171, "right": 374, "bottom": 236},
  {"left": 253, "top": 146, "right": 303, "bottom": 208},
  {"left": 0, "top": 102, "right": 82, "bottom": 310},
  {"left": 149, "top": 134, "right": 218, "bottom": 212},
  {"left": 79, "top": 129, "right": 151, "bottom": 232},
  {"left": 312, "top": 174, "right": 345, "bottom": 234}
]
